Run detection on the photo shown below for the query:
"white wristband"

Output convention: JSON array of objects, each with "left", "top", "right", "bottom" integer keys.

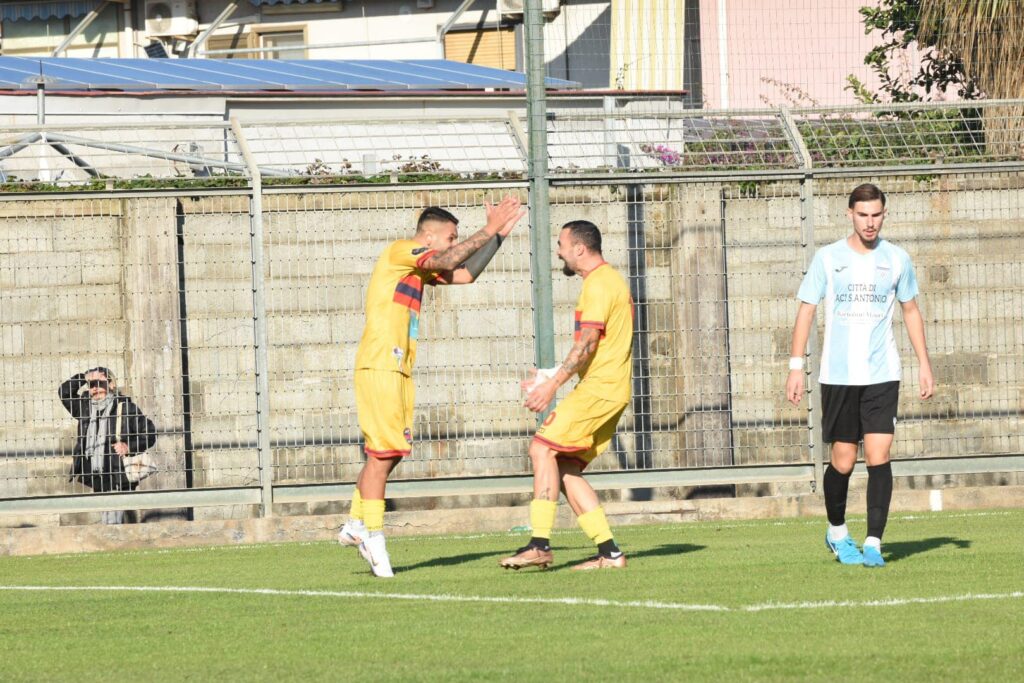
[
  {"left": 524, "top": 366, "right": 560, "bottom": 394},
  {"left": 789, "top": 357, "right": 805, "bottom": 371}
]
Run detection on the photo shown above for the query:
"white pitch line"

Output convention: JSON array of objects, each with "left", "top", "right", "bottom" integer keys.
[
  {"left": 0, "top": 585, "right": 724, "bottom": 612},
  {"left": 1, "top": 585, "right": 1020, "bottom": 613},
  {"left": 739, "top": 591, "right": 1024, "bottom": 612}
]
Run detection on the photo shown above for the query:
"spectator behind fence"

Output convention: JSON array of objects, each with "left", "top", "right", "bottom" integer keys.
[{"left": 59, "top": 367, "right": 157, "bottom": 524}]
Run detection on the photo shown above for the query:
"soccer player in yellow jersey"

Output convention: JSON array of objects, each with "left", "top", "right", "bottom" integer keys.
[
  {"left": 339, "top": 197, "right": 524, "bottom": 577},
  {"left": 501, "top": 220, "right": 634, "bottom": 571}
]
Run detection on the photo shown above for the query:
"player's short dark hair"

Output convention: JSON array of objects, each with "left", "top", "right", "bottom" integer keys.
[
  {"left": 848, "top": 183, "right": 886, "bottom": 208},
  {"left": 417, "top": 207, "right": 459, "bottom": 232},
  {"left": 561, "top": 220, "right": 602, "bottom": 255}
]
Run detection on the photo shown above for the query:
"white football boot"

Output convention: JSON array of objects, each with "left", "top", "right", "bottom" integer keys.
[
  {"left": 362, "top": 533, "right": 395, "bottom": 578},
  {"left": 338, "top": 520, "right": 371, "bottom": 563}
]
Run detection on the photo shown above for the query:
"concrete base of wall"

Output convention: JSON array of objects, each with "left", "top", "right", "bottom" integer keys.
[{"left": 3, "top": 484, "right": 1022, "bottom": 557}]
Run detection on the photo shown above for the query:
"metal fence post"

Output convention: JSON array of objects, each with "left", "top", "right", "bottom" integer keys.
[
  {"left": 525, "top": 0, "right": 555, "bottom": 371},
  {"left": 230, "top": 117, "right": 274, "bottom": 517},
  {"left": 779, "top": 107, "right": 825, "bottom": 492}
]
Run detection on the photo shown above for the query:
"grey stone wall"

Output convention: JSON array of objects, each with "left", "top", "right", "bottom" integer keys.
[{"left": 1, "top": 175, "right": 1021, "bottom": 521}]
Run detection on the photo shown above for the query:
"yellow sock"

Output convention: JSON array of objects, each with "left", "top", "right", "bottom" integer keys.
[
  {"left": 363, "top": 498, "right": 386, "bottom": 532},
  {"left": 529, "top": 499, "right": 559, "bottom": 540},
  {"left": 348, "top": 488, "right": 363, "bottom": 523},
  {"left": 577, "top": 507, "right": 614, "bottom": 545}
]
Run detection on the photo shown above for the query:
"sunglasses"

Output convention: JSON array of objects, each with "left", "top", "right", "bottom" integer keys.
[{"left": 88, "top": 379, "right": 110, "bottom": 390}]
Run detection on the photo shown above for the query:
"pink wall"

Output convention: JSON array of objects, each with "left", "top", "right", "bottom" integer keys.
[{"left": 698, "top": 0, "right": 933, "bottom": 109}]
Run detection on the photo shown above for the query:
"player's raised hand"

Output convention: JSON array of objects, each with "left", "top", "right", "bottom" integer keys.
[
  {"left": 498, "top": 203, "right": 526, "bottom": 237},
  {"left": 484, "top": 195, "right": 522, "bottom": 234}
]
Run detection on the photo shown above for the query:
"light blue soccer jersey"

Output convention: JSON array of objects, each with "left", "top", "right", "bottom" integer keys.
[{"left": 798, "top": 238, "right": 919, "bottom": 385}]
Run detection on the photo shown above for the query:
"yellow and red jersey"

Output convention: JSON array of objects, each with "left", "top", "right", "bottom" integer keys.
[
  {"left": 573, "top": 262, "right": 634, "bottom": 403},
  {"left": 355, "top": 239, "right": 443, "bottom": 376}
]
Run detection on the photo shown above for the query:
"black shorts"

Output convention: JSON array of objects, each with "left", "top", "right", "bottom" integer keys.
[{"left": 820, "top": 381, "right": 900, "bottom": 444}]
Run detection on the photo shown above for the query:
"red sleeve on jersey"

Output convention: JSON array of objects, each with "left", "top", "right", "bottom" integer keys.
[{"left": 414, "top": 249, "right": 438, "bottom": 269}]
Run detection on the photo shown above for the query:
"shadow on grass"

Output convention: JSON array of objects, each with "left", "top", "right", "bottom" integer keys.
[
  {"left": 541, "top": 543, "right": 706, "bottom": 572},
  {"left": 399, "top": 543, "right": 707, "bottom": 573},
  {"left": 398, "top": 551, "right": 506, "bottom": 571},
  {"left": 884, "top": 536, "right": 971, "bottom": 562},
  {"left": 629, "top": 543, "right": 706, "bottom": 560}
]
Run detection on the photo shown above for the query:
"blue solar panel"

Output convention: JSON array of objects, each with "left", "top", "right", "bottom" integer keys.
[{"left": 0, "top": 57, "right": 578, "bottom": 92}]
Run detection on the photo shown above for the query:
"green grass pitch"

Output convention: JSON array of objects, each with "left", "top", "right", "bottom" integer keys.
[{"left": 1, "top": 509, "right": 1021, "bottom": 681}]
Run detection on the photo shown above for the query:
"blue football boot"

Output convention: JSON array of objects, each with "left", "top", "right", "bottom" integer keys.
[
  {"left": 862, "top": 544, "right": 886, "bottom": 568},
  {"left": 825, "top": 532, "right": 864, "bottom": 565}
]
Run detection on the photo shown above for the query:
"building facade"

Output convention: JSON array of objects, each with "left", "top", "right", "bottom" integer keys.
[{"left": 0, "top": 0, "right": 919, "bottom": 107}]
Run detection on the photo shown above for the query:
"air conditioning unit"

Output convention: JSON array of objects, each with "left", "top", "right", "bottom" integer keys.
[
  {"left": 497, "top": 0, "right": 562, "bottom": 18},
  {"left": 144, "top": 0, "right": 198, "bottom": 37}
]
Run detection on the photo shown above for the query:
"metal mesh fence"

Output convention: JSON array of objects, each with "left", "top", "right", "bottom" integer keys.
[
  {"left": 0, "top": 123, "right": 248, "bottom": 190},
  {"left": 260, "top": 188, "right": 536, "bottom": 484},
  {"left": 548, "top": 110, "right": 797, "bottom": 175},
  {"left": 1, "top": 106, "right": 1022, "bottom": 519},
  {"left": 0, "top": 195, "right": 263, "bottom": 509},
  {"left": 179, "top": 196, "right": 261, "bottom": 493},
  {"left": 548, "top": 102, "right": 1024, "bottom": 177},
  {"left": 545, "top": 181, "right": 809, "bottom": 472},
  {"left": 809, "top": 173, "right": 1024, "bottom": 460},
  {"left": 0, "top": 197, "right": 128, "bottom": 497},
  {"left": 243, "top": 118, "right": 527, "bottom": 181}
]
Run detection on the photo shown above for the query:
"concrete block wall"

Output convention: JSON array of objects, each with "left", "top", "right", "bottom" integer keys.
[
  {"left": 718, "top": 183, "right": 807, "bottom": 467},
  {"left": 0, "top": 200, "right": 127, "bottom": 496},
  {"left": 254, "top": 190, "right": 539, "bottom": 483},
  {"left": 809, "top": 176, "right": 1024, "bottom": 461},
  {"left": 0, "top": 197, "right": 188, "bottom": 501},
  {"left": 180, "top": 198, "right": 260, "bottom": 490},
  {"left": 1, "top": 174, "right": 1021, "bottom": 519}
]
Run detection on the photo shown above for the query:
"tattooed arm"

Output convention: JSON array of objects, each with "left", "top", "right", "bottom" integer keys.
[
  {"left": 420, "top": 196, "right": 524, "bottom": 280},
  {"left": 560, "top": 327, "right": 601, "bottom": 378},
  {"left": 420, "top": 227, "right": 501, "bottom": 272},
  {"left": 523, "top": 327, "right": 602, "bottom": 413}
]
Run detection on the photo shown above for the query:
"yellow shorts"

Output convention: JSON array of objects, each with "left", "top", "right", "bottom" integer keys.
[
  {"left": 533, "top": 387, "right": 627, "bottom": 470},
  {"left": 354, "top": 368, "right": 414, "bottom": 458}
]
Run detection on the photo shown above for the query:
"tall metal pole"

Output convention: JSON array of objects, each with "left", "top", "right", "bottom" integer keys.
[
  {"left": 525, "top": 0, "right": 555, "bottom": 371},
  {"left": 780, "top": 107, "right": 824, "bottom": 493},
  {"left": 231, "top": 117, "right": 274, "bottom": 517},
  {"left": 36, "top": 59, "right": 45, "bottom": 125}
]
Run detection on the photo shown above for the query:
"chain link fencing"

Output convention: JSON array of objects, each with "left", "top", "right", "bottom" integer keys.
[{"left": 0, "top": 102, "right": 1022, "bottom": 523}]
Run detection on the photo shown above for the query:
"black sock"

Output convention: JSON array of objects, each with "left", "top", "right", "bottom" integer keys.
[
  {"left": 528, "top": 537, "right": 550, "bottom": 550},
  {"left": 823, "top": 464, "right": 852, "bottom": 527},
  {"left": 866, "top": 462, "right": 893, "bottom": 540},
  {"left": 597, "top": 539, "right": 620, "bottom": 557}
]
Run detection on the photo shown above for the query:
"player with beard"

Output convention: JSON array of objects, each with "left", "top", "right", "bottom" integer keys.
[
  {"left": 338, "top": 197, "right": 524, "bottom": 577},
  {"left": 501, "top": 220, "right": 634, "bottom": 571},
  {"left": 786, "top": 183, "right": 934, "bottom": 567}
]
